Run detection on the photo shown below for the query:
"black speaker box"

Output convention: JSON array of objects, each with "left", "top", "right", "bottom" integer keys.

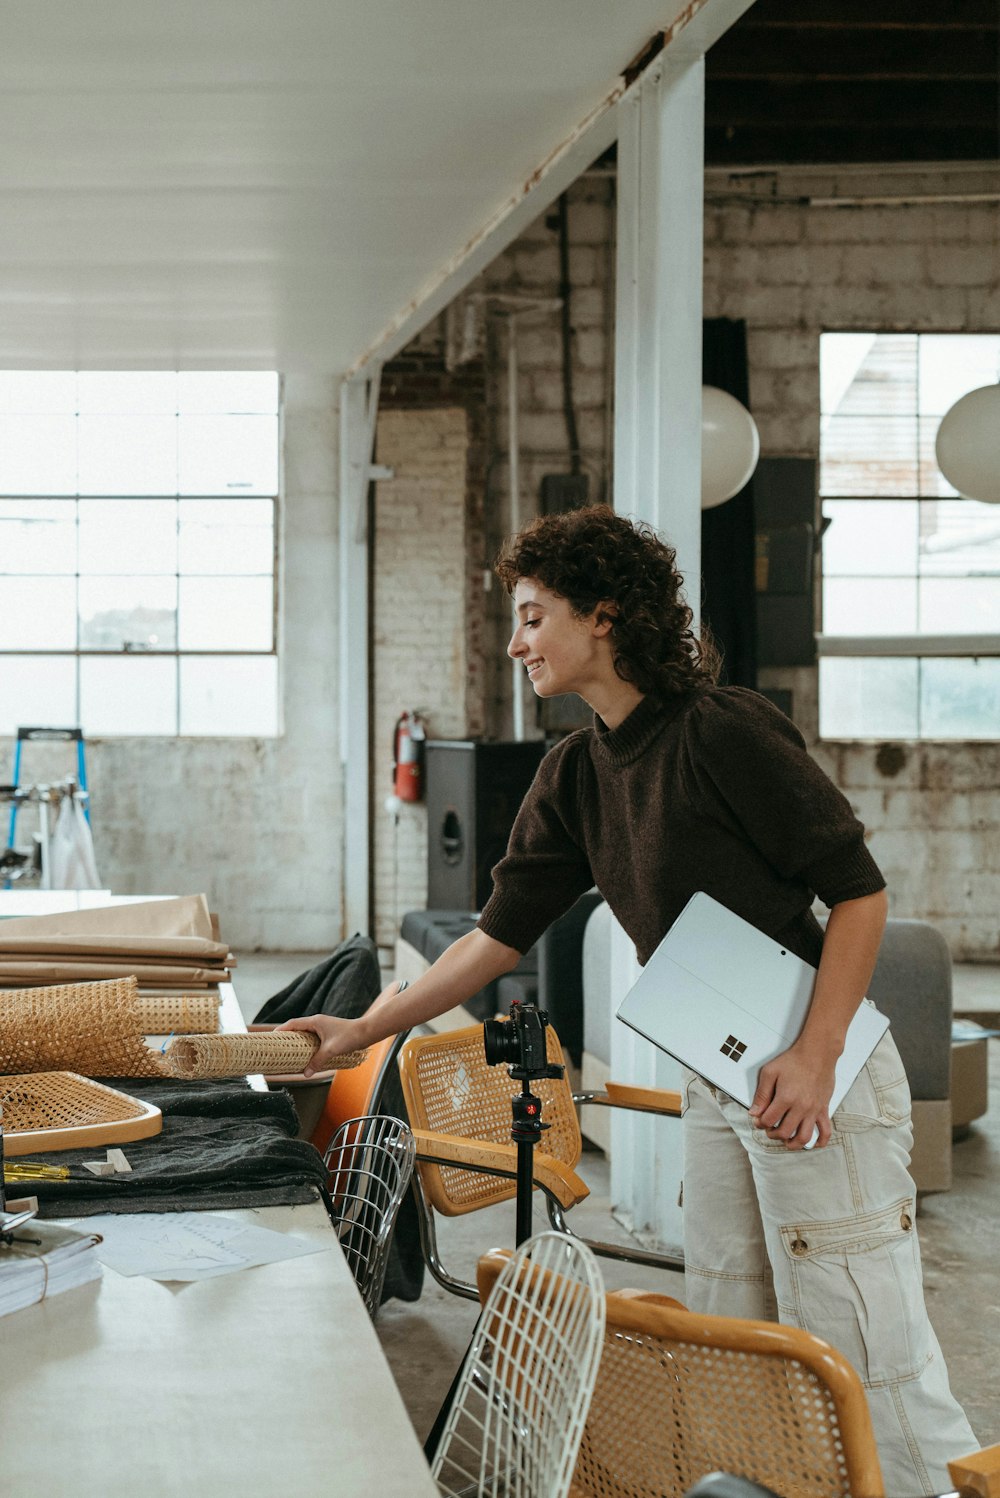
[{"left": 426, "top": 740, "right": 546, "bottom": 911}]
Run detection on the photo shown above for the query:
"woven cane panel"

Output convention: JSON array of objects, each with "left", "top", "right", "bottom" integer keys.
[
  {"left": 0, "top": 976, "right": 168, "bottom": 1078},
  {"left": 134, "top": 992, "right": 221, "bottom": 1035},
  {"left": 573, "top": 1331, "right": 853, "bottom": 1498},
  {"left": 161, "top": 1032, "right": 366, "bottom": 1079},
  {"left": 0, "top": 1071, "right": 149, "bottom": 1132},
  {"left": 408, "top": 1026, "right": 581, "bottom": 1210}
]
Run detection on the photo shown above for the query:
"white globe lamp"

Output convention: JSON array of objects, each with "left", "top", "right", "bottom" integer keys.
[
  {"left": 701, "top": 385, "right": 761, "bottom": 509},
  {"left": 935, "top": 384, "right": 1000, "bottom": 504}
]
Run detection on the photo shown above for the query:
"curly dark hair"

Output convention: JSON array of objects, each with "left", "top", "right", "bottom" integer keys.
[{"left": 495, "top": 504, "right": 719, "bottom": 697}]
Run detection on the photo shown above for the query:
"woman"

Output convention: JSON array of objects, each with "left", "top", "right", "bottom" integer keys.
[{"left": 285, "top": 504, "right": 976, "bottom": 1491}]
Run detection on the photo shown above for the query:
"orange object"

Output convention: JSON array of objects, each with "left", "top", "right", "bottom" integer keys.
[{"left": 392, "top": 711, "right": 426, "bottom": 803}]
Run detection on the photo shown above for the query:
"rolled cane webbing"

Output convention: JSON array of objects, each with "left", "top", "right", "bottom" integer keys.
[
  {"left": 0, "top": 1072, "right": 162, "bottom": 1156},
  {"left": 0, "top": 976, "right": 169, "bottom": 1079},
  {"left": 134, "top": 992, "right": 221, "bottom": 1036},
  {"left": 161, "top": 1032, "right": 367, "bottom": 1079}
]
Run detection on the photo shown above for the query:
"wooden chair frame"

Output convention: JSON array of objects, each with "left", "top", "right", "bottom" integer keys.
[{"left": 398, "top": 1023, "right": 683, "bottom": 1300}]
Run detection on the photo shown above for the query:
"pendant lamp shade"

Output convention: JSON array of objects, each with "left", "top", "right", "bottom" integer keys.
[
  {"left": 935, "top": 384, "right": 1000, "bottom": 504},
  {"left": 701, "top": 385, "right": 760, "bottom": 509}
]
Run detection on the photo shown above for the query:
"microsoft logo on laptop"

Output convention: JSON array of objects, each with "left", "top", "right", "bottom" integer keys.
[{"left": 720, "top": 1035, "right": 747, "bottom": 1062}]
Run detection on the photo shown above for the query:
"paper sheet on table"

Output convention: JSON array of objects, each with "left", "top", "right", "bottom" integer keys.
[{"left": 82, "top": 1212, "right": 333, "bottom": 1280}]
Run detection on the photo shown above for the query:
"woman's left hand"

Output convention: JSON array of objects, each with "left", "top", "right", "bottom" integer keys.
[{"left": 748, "top": 1041, "right": 838, "bottom": 1150}]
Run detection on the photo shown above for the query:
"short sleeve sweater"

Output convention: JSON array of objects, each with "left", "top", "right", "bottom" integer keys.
[{"left": 477, "top": 686, "right": 885, "bottom": 968}]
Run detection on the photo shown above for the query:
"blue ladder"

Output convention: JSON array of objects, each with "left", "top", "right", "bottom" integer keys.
[{"left": 6, "top": 726, "right": 90, "bottom": 853}]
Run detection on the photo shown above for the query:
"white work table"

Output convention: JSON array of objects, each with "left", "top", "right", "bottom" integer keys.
[
  {"left": 1, "top": 1199, "right": 438, "bottom": 1497},
  {"left": 0, "top": 942, "right": 438, "bottom": 1498}
]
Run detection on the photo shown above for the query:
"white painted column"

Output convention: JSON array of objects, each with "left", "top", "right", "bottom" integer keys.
[
  {"left": 609, "top": 54, "right": 705, "bottom": 1256},
  {"left": 339, "top": 372, "right": 381, "bottom": 938}
]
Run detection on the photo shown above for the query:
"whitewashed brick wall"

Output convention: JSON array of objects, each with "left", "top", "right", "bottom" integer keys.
[
  {"left": 703, "top": 165, "right": 1000, "bottom": 958},
  {"left": 372, "top": 407, "right": 471, "bottom": 947}
]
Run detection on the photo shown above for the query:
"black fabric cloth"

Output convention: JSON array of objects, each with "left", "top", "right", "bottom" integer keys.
[
  {"left": 253, "top": 936, "right": 424, "bottom": 1304},
  {"left": 252, "top": 932, "right": 382, "bottom": 1023},
  {"left": 25, "top": 1078, "right": 328, "bottom": 1218},
  {"left": 702, "top": 316, "right": 758, "bottom": 690}
]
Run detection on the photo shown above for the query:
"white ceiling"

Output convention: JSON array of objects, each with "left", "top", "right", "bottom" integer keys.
[{"left": 0, "top": 1, "right": 699, "bottom": 374}]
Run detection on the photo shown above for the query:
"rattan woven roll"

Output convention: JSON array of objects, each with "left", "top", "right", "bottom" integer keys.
[
  {"left": 134, "top": 992, "right": 221, "bottom": 1036},
  {"left": 161, "top": 1032, "right": 367, "bottom": 1079},
  {"left": 0, "top": 975, "right": 169, "bottom": 1078}
]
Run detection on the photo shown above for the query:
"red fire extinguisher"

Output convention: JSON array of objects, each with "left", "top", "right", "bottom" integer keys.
[{"left": 392, "top": 710, "right": 427, "bottom": 803}]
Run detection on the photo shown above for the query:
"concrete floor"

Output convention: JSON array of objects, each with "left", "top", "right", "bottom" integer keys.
[{"left": 235, "top": 952, "right": 1000, "bottom": 1449}]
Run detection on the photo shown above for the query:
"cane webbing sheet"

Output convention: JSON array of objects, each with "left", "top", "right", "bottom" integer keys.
[
  {"left": 161, "top": 1031, "right": 367, "bottom": 1079},
  {"left": 401, "top": 1024, "right": 581, "bottom": 1213},
  {"left": 134, "top": 992, "right": 221, "bottom": 1035},
  {"left": 0, "top": 976, "right": 168, "bottom": 1078},
  {"left": 0, "top": 1071, "right": 162, "bottom": 1155},
  {"left": 573, "top": 1329, "right": 858, "bottom": 1498}
]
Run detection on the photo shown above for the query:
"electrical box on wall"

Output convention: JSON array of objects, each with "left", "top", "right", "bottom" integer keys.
[{"left": 754, "top": 457, "right": 817, "bottom": 668}]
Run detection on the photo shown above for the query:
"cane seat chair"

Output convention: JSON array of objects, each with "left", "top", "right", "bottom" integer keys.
[
  {"left": 323, "top": 1112, "right": 416, "bottom": 1317},
  {"left": 478, "top": 1250, "right": 884, "bottom": 1498},
  {"left": 397, "top": 1022, "right": 683, "bottom": 1299},
  {"left": 431, "top": 1231, "right": 606, "bottom": 1498}
]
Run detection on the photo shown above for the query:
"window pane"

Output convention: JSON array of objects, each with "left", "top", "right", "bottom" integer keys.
[
  {"left": 78, "top": 499, "right": 177, "bottom": 575},
  {"left": 0, "top": 372, "right": 77, "bottom": 414},
  {"left": 823, "top": 578, "right": 917, "bottom": 635},
  {"left": 77, "top": 413, "right": 177, "bottom": 495},
  {"left": 178, "top": 576, "right": 273, "bottom": 650},
  {"left": 919, "top": 500, "right": 1000, "bottom": 577},
  {"left": 178, "top": 414, "right": 279, "bottom": 495},
  {"left": 79, "top": 656, "right": 177, "bottom": 734},
  {"left": 0, "top": 414, "right": 77, "bottom": 494},
  {"left": 819, "top": 416, "right": 918, "bottom": 497},
  {"left": 180, "top": 655, "right": 279, "bottom": 736},
  {"left": 0, "top": 500, "right": 77, "bottom": 574},
  {"left": 178, "top": 499, "right": 273, "bottom": 574},
  {"left": 77, "top": 371, "right": 178, "bottom": 414},
  {"left": 918, "top": 335, "right": 1000, "bottom": 417},
  {"left": 177, "top": 372, "right": 279, "bottom": 414},
  {"left": 920, "top": 658, "right": 1000, "bottom": 738},
  {"left": 0, "top": 577, "right": 77, "bottom": 648},
  {"left": 821, "top": 500, "right": 917, "bottom": 577},
  {"left": 78, "top": 576, "right": 177, "bottom": 650},
  {"left": 919, "top": 579, "right": 1000, "bottom": 634},
  {"left": 0, "top": 656, "right": 77, "bottom": 736},
  {"left": 819, "top": 334, "right": 879, "bottom": 416},
  {"left": 819, "top": 657, "right": 918, "bottom": 738},
  {"left": 822, "top": 334, "right": 917, "bottom": 418}
]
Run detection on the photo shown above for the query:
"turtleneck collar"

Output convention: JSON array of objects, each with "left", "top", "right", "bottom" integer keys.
[{"left": 592, "top": 689, "right": 699, "bottom": 767}]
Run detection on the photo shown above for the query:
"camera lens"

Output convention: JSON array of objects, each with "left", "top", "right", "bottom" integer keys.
[{"left": 483, "top": 1016, "right": 520, "bottom": 1067}]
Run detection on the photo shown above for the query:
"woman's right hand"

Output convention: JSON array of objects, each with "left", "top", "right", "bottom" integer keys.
[{"left": 277, "top": 1013, "right": 368, "bottom": 1077}]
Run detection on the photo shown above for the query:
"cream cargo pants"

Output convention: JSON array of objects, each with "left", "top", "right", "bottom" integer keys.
[{"left": 681, "top": 1029, "right": 978, "bottom": 1495}]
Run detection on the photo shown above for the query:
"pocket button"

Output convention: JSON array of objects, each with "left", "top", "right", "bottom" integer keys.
[
  {"left": 791, "top": 1236, "right": 809, "bottom": 1256},
  {"left": 900, "top": 1210, "right": 913, "bottom": 1231}
]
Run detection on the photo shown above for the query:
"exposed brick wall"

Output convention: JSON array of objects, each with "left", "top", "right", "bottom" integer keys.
[
  {"left": 371, "top": 405, "right": 472, "bottom": 948},
  {"left": 702, "top": 165, "right": 1000, "bottom": 958}
]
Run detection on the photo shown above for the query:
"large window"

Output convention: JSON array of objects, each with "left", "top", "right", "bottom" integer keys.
[
  {"left": 818, "top": 333, "right": 1000, "bottom": 739},
  {"left": 0, "top": 371, "right": 279, "bottom": 736}
]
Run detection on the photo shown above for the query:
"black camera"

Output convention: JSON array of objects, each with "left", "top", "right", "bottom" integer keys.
[{"left": 483, "top": 999, "right": 563, "bottom": 1081}]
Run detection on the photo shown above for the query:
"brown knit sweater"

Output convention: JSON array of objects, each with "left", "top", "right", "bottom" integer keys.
[{"left": 477, "top": 687, "right": 885, "bottom": 968}]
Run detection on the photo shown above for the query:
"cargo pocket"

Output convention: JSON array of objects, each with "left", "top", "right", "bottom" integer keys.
[
  {"left": 834, "top": 1026, "right": 911, "bottom": 1133},
  {"left": 779, "top": 1196, "right": 928, "bottom": 1387}
]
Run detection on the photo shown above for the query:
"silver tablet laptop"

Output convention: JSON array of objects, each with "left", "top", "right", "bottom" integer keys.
[{"left": 616, "top": 892, "right": 889, "bottom": 1142}]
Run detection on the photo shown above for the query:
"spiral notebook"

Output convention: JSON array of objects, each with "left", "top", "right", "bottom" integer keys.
[{"left": 616, "top": 892, "right": 890, "bottom": 1145}]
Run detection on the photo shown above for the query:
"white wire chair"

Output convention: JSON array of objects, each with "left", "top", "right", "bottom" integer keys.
[
  {"left": 430, "top": 1231, "right": 606, "bottom": 1498},
  {"left": 322, "top": 1113, "right": 417, "bottom": 1317}
]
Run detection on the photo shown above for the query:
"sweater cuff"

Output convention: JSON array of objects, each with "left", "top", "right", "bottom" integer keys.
[
  {"left": 805, "top": 838, "right": 886, "bottom": 908},
  {"left": 477, "top": 890, "right": 536, "bottom": 956}
]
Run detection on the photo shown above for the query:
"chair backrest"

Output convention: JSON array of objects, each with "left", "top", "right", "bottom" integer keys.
[
  {"left": 323, "top": 1113, "right": 416, "bottom": 1316},
  {"left": 398, "top": 1023, "right": 582, "bottom": 1216},
  {"left": 477, "top": 1255, "right": 884, "bottom": 1498},
  {"left": 432, "top": 1231, "right": 606, "bottom": 1498},
  {"left": 309, "top": 1029, "right": 409, "bottom": 1156}
]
